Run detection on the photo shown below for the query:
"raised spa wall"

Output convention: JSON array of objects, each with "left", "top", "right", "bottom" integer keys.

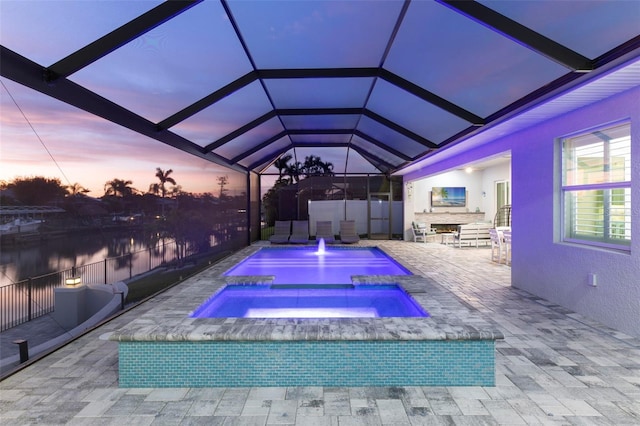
[{"left": 110, "top": 244, "right": 503, "bottom": 387}]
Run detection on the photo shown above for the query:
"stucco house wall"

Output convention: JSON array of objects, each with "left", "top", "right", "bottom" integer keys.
[
  {"left": 402, "top": 86, "right": 639, "bottom": 337},
  {"left": 511, "top": 86, "right": 639, "bottom": 338}
]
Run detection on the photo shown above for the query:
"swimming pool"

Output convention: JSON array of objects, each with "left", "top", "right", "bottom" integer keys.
[
  {"left": 224, "top": 246, "right": 411, "bottom": 284},
  {"left": 112, "top": 244, "right": 502, "bottom": 388},
  {"left": 190, "top": 284, "right": 428, "bottom": 318}
]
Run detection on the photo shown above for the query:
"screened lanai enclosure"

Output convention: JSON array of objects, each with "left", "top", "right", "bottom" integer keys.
[{"left": 2, "top": 0, "right": 639, "bottom": 245}]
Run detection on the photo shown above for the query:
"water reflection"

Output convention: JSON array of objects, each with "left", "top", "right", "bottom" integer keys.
[{"left": 2, "top": 230, "right": 169, "bottom": 286}]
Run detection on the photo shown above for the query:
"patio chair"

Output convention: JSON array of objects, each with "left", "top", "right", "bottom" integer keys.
[
  {"left": 288, "top": 220, "right": 310, "bottom": 244},
  {"left": 269, "top": 220, "right": 291, "bottom": 244},
  {"left": 411, "top": 222, "right": 435, "bottom": 243},
  {"left": 339, "top": 220, "right": 360, "bottom": 244},
  {"left": 489, "top": 228, "right": 503, "bottom": 263},
  {"left": 315, "top": 220, "right": 335, "bottom": 243},
  {"left": 502, "top": 230, "right": 512, "bottom": 265}
]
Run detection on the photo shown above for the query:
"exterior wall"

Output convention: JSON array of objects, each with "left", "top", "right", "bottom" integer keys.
[
  {"left": 511, "top": 87, "right": 639, "bottom": 338},
  {"left": 402, "top": 86, "right": 639, "bottom": 337}
]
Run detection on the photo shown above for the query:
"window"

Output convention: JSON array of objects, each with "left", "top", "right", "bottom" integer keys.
[{"left": 561, "top": 122, "right": 631, "bottom": 250}]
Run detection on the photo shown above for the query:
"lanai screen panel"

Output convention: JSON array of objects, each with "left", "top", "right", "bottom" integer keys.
[
  {"left": 289, "top": 147, "right": 380, "bottom": 175},
  {"left": 290, "top": 135, "right": 352, "bottom": 145},
  {"left": 171, "top": 81, "right": 274, "bottom": 147},
  {"left": 0, "top": 1, "right": 160, "bottom": 65},
  {"left": 386, "top": 0, "right": 568, "bottom": 118},
  {"left": 1, "top": 0, "right": 638, "bottom": 178},
  {"left": 367, "top": 80, "right": 470, "bottom": 145},
  {"left": 215, "top": 117, "right": 285, "bottom": 160},
  {"left": 68, "top": 0, "right": 254, "bottom": 123},
  {"left": 238, "top": 135, "right": 292, "bottom": 170},
  {"left": 350, "top": 135, "right": 406, "bottom": 169},
  {"left": 281, "top": 115, "right": 361, "bottom": 130},
  {"left": 480, "top": 0, "right": 640, "bottom": 58},
  {"left": 227, "top": 0, "right": 404, "bottom": 69},
  {"left": 265, "top": 78, "right": 373, "bottom": 109},
  {"left": 342, "top": 149, "right": 390, "bottom": 175},
  {"left": 356, "top": 116, "right": 429, "bottom": 159}
]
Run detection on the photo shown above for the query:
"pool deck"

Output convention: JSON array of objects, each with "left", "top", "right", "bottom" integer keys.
[{"left": 1, "top": 240, "right": 639, "bottom": 424}]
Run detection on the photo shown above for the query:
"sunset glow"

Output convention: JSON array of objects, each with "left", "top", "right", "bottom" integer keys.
[{"left": 1, "top": 78, "right": 246, "bottom": 197}]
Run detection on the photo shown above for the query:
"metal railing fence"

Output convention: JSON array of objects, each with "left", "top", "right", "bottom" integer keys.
[{"left": 0, "top": 239, "right": 197, "bottom": 332}]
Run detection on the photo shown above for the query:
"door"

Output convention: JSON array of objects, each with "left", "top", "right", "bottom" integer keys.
[
  {"left": 369, "top": 192, "right": 391, "bottom": 239},
  {"left": 494, "top": 180, "right": 511, "bottom": 227},
  {"left": 496, "top": 180, "right": 510, "bottom": 211}
]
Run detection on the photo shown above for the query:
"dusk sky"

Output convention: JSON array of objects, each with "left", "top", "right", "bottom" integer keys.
[
  {"left": 1, "top": 76, "right": 248, "bottom": 197},
  {"left": 0, "top": 1, "right": 253, "bottom": 198},
  {"left": 2, "top": 0, "right": 638, "bottom": 199}
]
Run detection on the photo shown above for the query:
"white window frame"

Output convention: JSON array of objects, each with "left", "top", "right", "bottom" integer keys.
[{"left": 560, "top": 121, "right": 631, "bottom": 251}]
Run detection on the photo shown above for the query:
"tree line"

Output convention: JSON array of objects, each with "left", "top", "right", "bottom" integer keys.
[
  {"left": 0, "top": 168, "right": 232, "bottom": 212},
  {"left": 0, "top": 168, "right": 243, "bottom": 256}
]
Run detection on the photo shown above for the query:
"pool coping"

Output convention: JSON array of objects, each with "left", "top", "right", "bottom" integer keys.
[{"left": 109, "top": 245, "right": 504, "bottom": 343}]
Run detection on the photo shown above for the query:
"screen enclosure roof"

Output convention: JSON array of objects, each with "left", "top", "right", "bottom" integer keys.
[{"left": 1, "top": 0, "right": 639, "bottom": 176}]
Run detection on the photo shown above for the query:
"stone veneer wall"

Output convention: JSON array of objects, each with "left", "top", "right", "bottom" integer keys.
[{"left": 414, "top": 212, "right": 487, "bottom": 229}]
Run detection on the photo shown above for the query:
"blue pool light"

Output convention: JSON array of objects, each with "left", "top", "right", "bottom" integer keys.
[
  {"left": 224, "top": 246, "right": 411, "bottom": 284},
  {"left": 190, "top": 284, "right": 428, "bottom": 318}
]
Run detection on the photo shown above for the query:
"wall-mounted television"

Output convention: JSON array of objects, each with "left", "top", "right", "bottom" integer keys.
[{"left": 431, "top": 187, "right": 466, "bottom": 207}]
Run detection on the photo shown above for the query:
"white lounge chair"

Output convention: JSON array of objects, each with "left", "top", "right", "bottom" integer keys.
[
  {"left": 339, "top": 220, "right": 360, "bottom": 244},
  {"left": 315, "top": 221, "right": 335, "bottom": 243},
  {"left": 289, "top": 220, "right": 310, "bottom": 244},
  {"left": 269, "top": 220, "right": 291, "bottom": 244}
]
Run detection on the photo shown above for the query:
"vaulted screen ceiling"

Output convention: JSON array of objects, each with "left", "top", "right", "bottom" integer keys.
[{"left": 2, "top": 0, "right": 639, "bottom": 175}]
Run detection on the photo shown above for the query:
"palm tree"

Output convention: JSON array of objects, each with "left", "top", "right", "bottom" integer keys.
[
  {"left": 153, "top": 168, "right": 176, "bottom": 217},
  {"left": 301, "top": 155, "right": 334, "bottom": 178},
  {"left": 66, "top": 182, "right": 89, "bottom": 196},
  {"left": 273, "top": 154, "right": 292, "bottom": 183},
  {"left": 154, "top": 168, "right": 176, "bottom": 199},
  {"left": 148, "top": 183, "right": 160, "bottom": 196},
  {"left": 286, "top": 161, "right": 302, "bottom": 183},
  {"left": 321, "top": 160, "right": 334, "bottom": 176},
  {"left": 104, "top": 178, "right": 134, "bottom": 197}
]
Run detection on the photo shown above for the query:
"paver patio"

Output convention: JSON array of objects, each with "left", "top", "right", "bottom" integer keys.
[{"left": 1, "top": 240, "right": 639, "bottom": 425}]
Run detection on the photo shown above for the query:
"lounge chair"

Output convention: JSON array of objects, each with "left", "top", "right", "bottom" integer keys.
[
  {"left": 315, "top": 220, "right": 335, "bottom": 243},
  {"left": 339, "top": 220, "right": 360, "bottom": 244},
  {"left": 288, "top": 220, "right": 310, "bottom": 244},
  {"left": 269, "top": 220, "right": 291, "bottom": 244}
]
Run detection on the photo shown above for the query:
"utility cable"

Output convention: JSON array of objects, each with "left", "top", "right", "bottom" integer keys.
[{"left": 1, "top": 79, "right": 73, "bottom": 188}]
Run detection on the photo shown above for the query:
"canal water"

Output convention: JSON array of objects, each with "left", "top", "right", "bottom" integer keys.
[{"left": 0, "top": 229, "right": 179, "bottom": 287}]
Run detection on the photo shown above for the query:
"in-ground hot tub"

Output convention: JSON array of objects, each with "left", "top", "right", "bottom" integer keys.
[
  {"left": 190, "top": 284, "right": 429, "bottom": 318},
  {"left": 110, "top": 245, "right": 503, "bottom": 388}
]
